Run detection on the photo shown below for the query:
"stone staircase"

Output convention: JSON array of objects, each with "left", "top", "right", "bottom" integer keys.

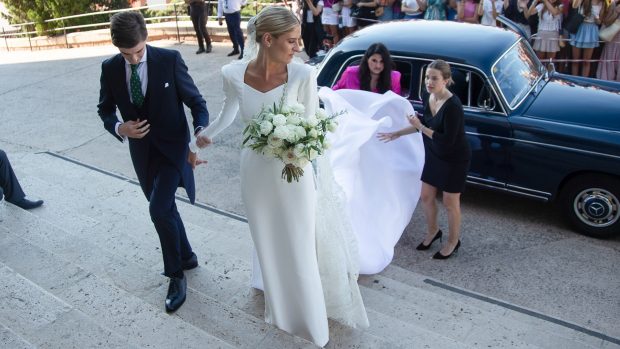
[{"left": 0, "top": 151, "right": 617, "bottom": 349}]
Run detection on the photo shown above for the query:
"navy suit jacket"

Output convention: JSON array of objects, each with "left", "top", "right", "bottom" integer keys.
[{"left": 97, "top": 45, "right": 208, "bottom": 203}]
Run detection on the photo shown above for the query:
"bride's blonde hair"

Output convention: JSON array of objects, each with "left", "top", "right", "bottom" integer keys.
[{"left": 248, "top": 6, "right": 300, "bottom": 43}]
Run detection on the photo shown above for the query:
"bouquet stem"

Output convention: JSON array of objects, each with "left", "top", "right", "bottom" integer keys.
[{"left": 282, "top": 164, "right": 304, "bottom": 183}]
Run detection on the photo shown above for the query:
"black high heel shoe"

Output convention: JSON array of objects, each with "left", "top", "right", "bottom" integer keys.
[
  {"left": 416, "top": 230, "right": 443, "bottom": 250},
  {"left": 432, "top": 240, "right": 461, "bottom": 260}
]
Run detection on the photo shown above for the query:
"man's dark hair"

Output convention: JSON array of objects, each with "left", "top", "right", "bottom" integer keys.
[{"left": 110, "top": 11, "right": 148, "bottom": 48}]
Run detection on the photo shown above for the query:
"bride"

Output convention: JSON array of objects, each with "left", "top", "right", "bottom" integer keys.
[{"left": 193, "top": 6, "right": 368, "bottom": 347}]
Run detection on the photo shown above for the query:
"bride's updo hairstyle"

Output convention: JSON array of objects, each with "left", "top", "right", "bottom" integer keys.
[{"left": 248, "top": 6, "right": 300, "bottom": 43}]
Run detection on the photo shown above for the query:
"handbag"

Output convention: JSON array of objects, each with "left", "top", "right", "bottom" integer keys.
[
  {"left": 564, "top": 11, "right": 584, "bottom": 34},
  {"left": 599, "top": 19, "right": 620, "bottom": 42},
  {"left": 351, "top": 4, "right": 361, "bottom": 17}
]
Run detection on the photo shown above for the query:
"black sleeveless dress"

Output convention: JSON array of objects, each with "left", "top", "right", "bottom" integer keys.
[{"left": 420, "top": 95, "right": 471, "bottom": 193}]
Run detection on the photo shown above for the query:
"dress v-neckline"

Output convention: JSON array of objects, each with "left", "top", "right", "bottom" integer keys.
[
  {"left": 430, "top": 95, "right": 452, "bottom": 117},
  {"left": 243, "top": 61, "right": 289, "bottom": 94}
]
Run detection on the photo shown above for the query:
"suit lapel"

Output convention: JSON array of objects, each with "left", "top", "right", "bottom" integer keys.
[
  {"left": 114, "top": 54, "right": 132, "bottom": 107},
  {"left": 146, "top": 45, "right": 157, "bottom": 106}
]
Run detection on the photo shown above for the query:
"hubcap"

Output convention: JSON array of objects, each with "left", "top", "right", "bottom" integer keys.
[{"left": 574, "top": 188, "right": 619, "bottom": 228}]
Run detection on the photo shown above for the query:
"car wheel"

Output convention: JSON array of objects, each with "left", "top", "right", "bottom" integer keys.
[{"left": 560, "top": 174, "right": 620, "bottom": 238}]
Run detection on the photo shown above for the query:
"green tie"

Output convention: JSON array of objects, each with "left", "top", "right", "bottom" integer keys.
[{"left": 130, "top": 63, "right": 144, "bottom": 107}]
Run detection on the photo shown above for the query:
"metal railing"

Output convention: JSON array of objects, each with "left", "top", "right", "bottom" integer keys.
[{"left": 0, "top": 1, "right": 289, "bottom": 51}]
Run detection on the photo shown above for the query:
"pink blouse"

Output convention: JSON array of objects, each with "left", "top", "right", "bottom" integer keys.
[{"left": 332, "top": 65, "right": 402, "bottom": 95}]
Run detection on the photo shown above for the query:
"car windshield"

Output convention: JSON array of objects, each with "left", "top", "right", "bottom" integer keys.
[{"left": 492, "top": 40, "right": 542, "bottom": 109}]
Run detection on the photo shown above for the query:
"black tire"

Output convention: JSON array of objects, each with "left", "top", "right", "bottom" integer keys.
[{"left": 560, "top": 174, "right": 620, "bottom": 238}]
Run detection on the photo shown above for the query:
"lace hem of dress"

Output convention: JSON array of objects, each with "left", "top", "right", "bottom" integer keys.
[{"left": 314, "top": 154, "right": 370, "bottom": 328}]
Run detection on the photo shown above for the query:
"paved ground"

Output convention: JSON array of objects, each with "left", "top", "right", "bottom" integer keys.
[{"left": 1, "top": 40, "right": 619, "bottom": 342}]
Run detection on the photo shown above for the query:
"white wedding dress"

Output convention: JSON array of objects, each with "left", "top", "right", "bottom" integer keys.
[
  {"left": 196, "top": 61, "right": 367, "bottom": 347},
  {"left": 319, "top": 88, "right": 425, "bottom": 275}
]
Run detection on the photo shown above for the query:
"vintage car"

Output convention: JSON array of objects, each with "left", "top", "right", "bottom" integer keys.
[{"left": 315, "top": 19, "right": 620, "bottom": 238}]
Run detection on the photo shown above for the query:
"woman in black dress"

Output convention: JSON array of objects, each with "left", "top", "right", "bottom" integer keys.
[{"left": 378, "top": 60, "right": 471, "bottom": 259}]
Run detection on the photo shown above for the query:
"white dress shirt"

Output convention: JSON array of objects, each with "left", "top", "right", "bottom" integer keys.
[
  {"left": 217, "top": 0, "right": 246, "bottom": 17},
  {"left": 115, "top": 48, "right": 148, "bottom": 138}
]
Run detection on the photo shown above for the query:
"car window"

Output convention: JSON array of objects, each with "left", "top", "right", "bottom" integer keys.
[
  {"left": 333, "top": 57, "right": 412, "bottom": 98},
  {"left": 417, "top": 64, "right": 499, "bottom": 112},
  {"left": 492, "top": 40, "right": 542, "bottom": 109}
]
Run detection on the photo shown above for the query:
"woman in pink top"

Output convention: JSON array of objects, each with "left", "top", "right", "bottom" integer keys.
[
  {"left": 458, "top": 0, "right": 481, "bottom": 23},
  {"left": 332, "top": 42, "right": 402, "bottom": 94}
]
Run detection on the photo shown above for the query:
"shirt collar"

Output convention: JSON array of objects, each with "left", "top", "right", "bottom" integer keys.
[{"left": 123, "top": 44, "right": 148, "bottom": 66}]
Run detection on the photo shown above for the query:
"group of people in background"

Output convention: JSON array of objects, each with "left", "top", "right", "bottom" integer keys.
[
  {"left": 185, "top": 0, "right": 245, "bottom": 59},
  {"left": 298, "top": 0, "right": 620, "bottom": 81}
]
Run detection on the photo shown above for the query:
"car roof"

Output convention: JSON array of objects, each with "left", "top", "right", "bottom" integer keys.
[{"left": 334, "top": 20, "right": 521, "bottom": 72}]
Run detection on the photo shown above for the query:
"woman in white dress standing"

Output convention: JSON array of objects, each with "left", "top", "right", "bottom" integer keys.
[{"left": 193, "top": 6, "right": 367, "bottom": 346}]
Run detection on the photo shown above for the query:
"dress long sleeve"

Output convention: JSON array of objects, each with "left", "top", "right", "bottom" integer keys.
[
  {"left": 298, "top": 65, "right": 320, "bottom": 119},
  {"left": 190, "top": 66, "right": 240, "bottom": 153}
]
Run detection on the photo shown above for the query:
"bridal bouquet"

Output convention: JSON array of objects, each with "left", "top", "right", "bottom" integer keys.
[{"left": 242, "top": 97, "right": 342, "bottom": 183}]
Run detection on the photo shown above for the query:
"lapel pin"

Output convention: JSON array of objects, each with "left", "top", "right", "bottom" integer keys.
[{"left": 164, "top": 82, "right": 169, "bottom": 88}]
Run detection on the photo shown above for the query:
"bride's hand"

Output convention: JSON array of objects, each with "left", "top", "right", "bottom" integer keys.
[
  {"left": 188, "top": 151, "right": 208, "bottom": 170},
  {"left": 377, "top": 132, "right": 400, "bottom": 142},
  {"left": 196, "top": 134, "right": 213, "bottom": 148}
]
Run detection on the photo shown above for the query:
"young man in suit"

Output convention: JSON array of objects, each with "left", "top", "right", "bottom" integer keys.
[{"left": 97, "top": 11, "right": 209, "bottom": 313}]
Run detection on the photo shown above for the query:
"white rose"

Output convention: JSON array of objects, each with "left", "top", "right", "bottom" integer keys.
[
  {"left": 262, "top": 146, "right": 276, "bottom": 158},
  {"left": 294, "top": 158, "right": 309, "bottom": 169},
  {"left": 259, "top": 120, "right": 274, "bottom": 136},
  {"left": 264, "top": 112, "right": 275, "bottom": 122},
  {"left": 295, "top": 126, "right": 307, "bottom": 138},
  {"left": 305, "top": 115, "right": 319, "bottom": 127},
  {"left": 273, "top": 125, "right": 290, "bottom": 141},
  {"left": 285, "top": 125, "right": 299, "bottom": 142},
  {"left": 316, "top": 108, "right": 328, "bottom": 120},
  {"left": 272, "top": 114, "right": 287, "bottom": 126},
  {"left": 280, "top": 105, "right": 291, "bottom": 114},
  {"left": 267, "top": 134, "right": 284, "bottom": 148},
  {"left": 322, "top": 139, "right": 331, "bottom": 150},
  {"left": 287, "top": 114, "right": 302, "bottom": 126},
  {"left": 327, "top": 120, "right": 337, "bottom": 132},
  {"left": 290, "top": 102, "right": 305, "bottom": 114},
  {"left": 293, "top": 143, "right": 306, "bottom": 158},
  {"left": 282, "top": 147, "right": 297, "bottom": 165},
  {"left": 308, "top": 128, "right": 319, "bottom": 139}
]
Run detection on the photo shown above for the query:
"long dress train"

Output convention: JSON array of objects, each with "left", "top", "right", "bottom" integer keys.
[{"left": 319, "top": 88, "right": 425, "bottom": 275}]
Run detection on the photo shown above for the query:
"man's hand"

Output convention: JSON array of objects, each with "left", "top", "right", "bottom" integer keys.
[
  {"left": 196, "top": 134, "right": 213, "bottom": 148},
  {"left": 188, "top": 151, "right": 208, "bottom": 170},
  {"left": 118, "top": 119, "right": 150, "bottom": 139},
  {"left": 218, "top": 17, "right": 223, "bottom": 26}
]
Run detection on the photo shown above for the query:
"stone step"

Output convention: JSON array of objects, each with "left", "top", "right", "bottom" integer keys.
[
  {"left": 11, "top": 153, "right": 459, "bottom": 348},
  {"left": 0, "top": 318, "right": 37, "bottom": 349},
  {"left": 7, "top": 182, "right": 401, "bottom": 347},
  {"left": 10, "top": 152, "right": 616, "bottom": 348},
  {"left": 0, "top": 204, "right": 316, "bottom": 348},
  {"left": 0, "top": 262, "right": 136, "bottom": 349},
  {"left": 379, "top": 264, "right": 620, "bottom": 349}
]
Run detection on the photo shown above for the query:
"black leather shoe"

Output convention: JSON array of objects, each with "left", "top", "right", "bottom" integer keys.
[
  {"left": 432, "top": 240, "right": 461, "bottom": 260},
  {"left": 181, "top": 252, "right": 198, "bottom": 270},
  {"left": 196, "top": 48, "right": 206, "bottom": 54},
  {"left": 165, "top": 275, "right": 187, "bottom": 313},
  {"left": 206, "top": 44, "right": 212, "bottom": 53},
  {"left": 9, "top": 198, "right": 44, "bottom": 210},
  {"left": 238, "top": 51, "right": 244, "bottom": 60},
  {"left": 227, "top": 49, "right": 240, "bottom": 57},
  {"left": 416, "top": 230, "right": 442, "bottom": 250}
]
